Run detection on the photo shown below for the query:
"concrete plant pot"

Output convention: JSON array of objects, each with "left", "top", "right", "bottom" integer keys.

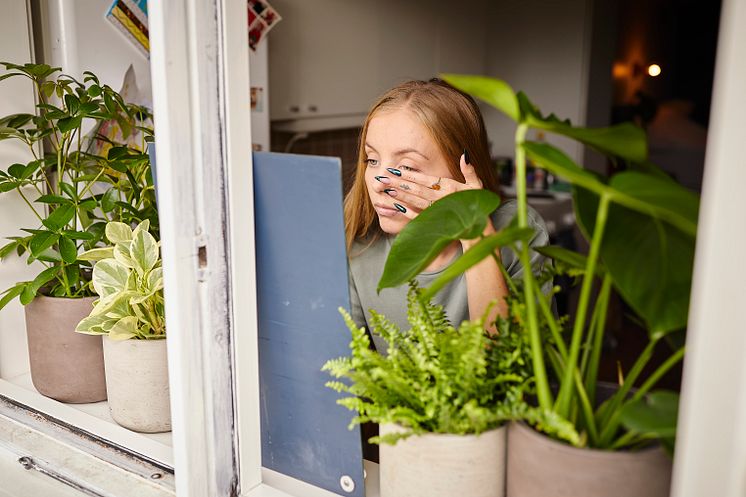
[
  {"left": 506, "top": 421, "right": 672, "bottom": 497},
  {"left": 103, "top": 337, "right": 171, "bottom": 433},
  {"left": 379, "top": 423, "right": 507, "bottom": 497},
  {"left": 24, "top": 295, "right": 107, "bottom": 403}
]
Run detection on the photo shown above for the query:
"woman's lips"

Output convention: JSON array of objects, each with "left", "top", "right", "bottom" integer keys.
[{"left": 374, "top": 203, "right": 400, "bottom": 217}]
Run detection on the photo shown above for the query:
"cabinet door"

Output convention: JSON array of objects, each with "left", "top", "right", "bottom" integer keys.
[{"left": 269, "top": 0, "right": 381, "bottom": 121}]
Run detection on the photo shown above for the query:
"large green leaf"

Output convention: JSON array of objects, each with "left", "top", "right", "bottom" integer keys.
[
  {"left": 524, "top": 142, "right": 698, "bottom": 237},
  {"left": 92, "top": 259, "right": 130, "bottom": 298},
  {"left": 619, "top": 390, "right": 679, "bottom": 453},
  {"left": 516, "top": 92, "right": 647, "bottom": 162},
  {"left": 609, "top": 172, "right": 699, "bottom": 232},
  {"left": 440, "top": 74, "right": 519, "bottom": 122},
  {"left": 422, "top": 226, "right": 534, "bottom": 301},
  {"left": 378, "top": 190, "right": 501, "bottom": 291},
  {"left": 575, "top": 187, "right": 695, "bottom": 335}
]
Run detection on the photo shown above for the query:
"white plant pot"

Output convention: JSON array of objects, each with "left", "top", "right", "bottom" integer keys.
[
  {"left": 103, "top": 337, "right": 171, "bottom": 433},
  {"left": 379, "top": 423, "right": 507, "bottom": 497}
]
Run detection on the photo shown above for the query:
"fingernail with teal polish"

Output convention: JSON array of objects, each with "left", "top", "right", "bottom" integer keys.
[
  {"left": 383, "top": 188, "right": 397, "bottom": 197},
  {"left": 394, "top": 203, "right": 407, "bottom": 213},
  {"left": 375, "top": 175, "right": 391, "bottom": 184},
  {"left": 386, "top": 167, "right": 402, "bottom": 176},
  {"left": 463, "top": 148, "right": 471, "bottom": 165}
]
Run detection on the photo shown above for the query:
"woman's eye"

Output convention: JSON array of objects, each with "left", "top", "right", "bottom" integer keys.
[
  {"left": 400, "top": 165, "right": 417, "bottom": 172},
  {"left": 365, "top": 158, "right": 379, "bottom": 167}
]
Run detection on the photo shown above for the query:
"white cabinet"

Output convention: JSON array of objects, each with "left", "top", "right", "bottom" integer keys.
[{"left": 269, "top": 0, "right": 488, "bottom": 130}]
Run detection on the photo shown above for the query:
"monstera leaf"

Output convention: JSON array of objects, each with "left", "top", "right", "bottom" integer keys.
[
  {"left": 574, "top": 187, "right": 695, "bottom": 335},
  {"left": 378, "top": 190, "right": 501, "bottom": 292}
]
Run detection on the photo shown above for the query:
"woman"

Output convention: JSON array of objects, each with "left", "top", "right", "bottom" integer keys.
[{"left": 345, "top": 79, "right": 548, "bottom": 349}]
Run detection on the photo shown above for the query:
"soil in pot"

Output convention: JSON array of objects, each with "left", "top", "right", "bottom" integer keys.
[
  {"left": 24, "top": 295, "right": 107, "bottom": 403},
  {"left": 103, "top": 337, "right": 171, "bottom": 433},
  {"left": 506, "top": 421, "right": 672, "bottom": 497},
  {"left": 379, "top": 423, "right": 507, "bottom": 497}
]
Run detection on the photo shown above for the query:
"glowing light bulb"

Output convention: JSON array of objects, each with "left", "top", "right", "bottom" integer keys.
[{"left": 648, "top": 64, "right": 662, "bottom": 77}]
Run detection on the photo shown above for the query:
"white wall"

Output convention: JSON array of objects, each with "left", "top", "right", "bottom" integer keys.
[
  {"left": 671, "top": 0, "right": 746, "bottom": 494},
  {"left": 249, "top": 41, "right": 270, "bottom": 151},
  {"left": 38, "top": 0, "right": 151, "bottom": 100},
  {"left": 481, "top": 0, "right": 592, "bottom": 162},
  {"left": 0, "top": 0, "right": 41, "bottom": 379}
]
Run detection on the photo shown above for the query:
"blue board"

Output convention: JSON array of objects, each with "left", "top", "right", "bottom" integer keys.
[{"left": 253, "top": 152, "right": 365, "bottom": 496}]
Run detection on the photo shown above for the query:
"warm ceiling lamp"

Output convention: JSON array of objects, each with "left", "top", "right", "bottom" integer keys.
[{"left": 648, "top": 64, "right": 662, "bottom": 77}]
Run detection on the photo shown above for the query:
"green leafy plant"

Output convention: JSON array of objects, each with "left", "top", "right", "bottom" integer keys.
[
  {"left": 377, "top": 74, "right": 697, "bottom": 451},
  {"left": 0, "top": 62, "right": 156, "bottom": 310},
  {"left": 75, "top": 220, "right": 164, "bottom": 340},
  {"left": 323, "top": 283, "right": 578, "bottom": 444}
]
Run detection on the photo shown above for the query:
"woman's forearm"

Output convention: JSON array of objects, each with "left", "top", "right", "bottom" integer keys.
[{"left": 461, "top": 220, "right": 509, "bottom": 334}]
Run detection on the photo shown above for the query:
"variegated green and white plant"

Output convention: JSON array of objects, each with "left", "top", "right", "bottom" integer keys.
[{"left": 75, "top": 220, "right": 165, "bottom": 340}]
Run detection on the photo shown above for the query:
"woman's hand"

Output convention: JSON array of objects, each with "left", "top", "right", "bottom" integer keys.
[
  {"left": 375, "top": 152, "right": 496, "bottom": 246},
  {"left": 377, "top": 153, "right": 482, "bottom": 216}
]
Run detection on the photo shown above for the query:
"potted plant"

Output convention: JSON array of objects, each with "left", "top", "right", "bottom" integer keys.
[
  {"left": 324, "top": 282, "right": 577, "bottom": 497},
  {"left": 75, "top": 220, "right": 170, "bottom": 433},
  {"left": 0, "top": 62, "right": 155, "bottom": 403},
  {"left": 378, "top": 74, "right": 697, "bottom": 496}
]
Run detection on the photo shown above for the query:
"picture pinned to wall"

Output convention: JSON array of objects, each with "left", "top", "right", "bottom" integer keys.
[
  {"left": 248, "top": 0, "right": 282, "bottom": 51},
  {"left": 106, "top": 0, "right": 149, "bottom": 57},
  {"left": 251, "top": 87, "right": 264, "bottom": 112}
]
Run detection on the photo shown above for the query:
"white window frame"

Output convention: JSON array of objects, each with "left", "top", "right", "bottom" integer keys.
[
  {"left": 148, "top": 0, "right": 746, "bottom": 496},
  {"left": 148, "top": 0, "right": 250, "bottom": 495}
]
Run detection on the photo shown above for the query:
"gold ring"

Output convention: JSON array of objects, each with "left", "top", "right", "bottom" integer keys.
[{"left": 431, "top": 177, "right": 441, "bottom": 190}]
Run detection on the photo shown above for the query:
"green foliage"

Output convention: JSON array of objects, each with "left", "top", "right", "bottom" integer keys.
[
  {"left": 377, "top": 190, "right": 501, "bottom": 292},
  {"left": 0, "top": 62, "right": 157, "bottom": 310},
  {"left": 414, "top": 73, "right": 696, "bottom": 451},
  {"left": 75, "top": 220, "right": 164, "bottom": 340},
  {"left": 323, "top": 284, "right": 579, "bottom": 445}
]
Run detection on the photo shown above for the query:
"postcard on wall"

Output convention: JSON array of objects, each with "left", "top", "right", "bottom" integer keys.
[
  {"left": 106, "top": 0, "right": 150, "bottom": 57},
  {"left": 247, "top": 0, "right": 282, "bottom": 51}
]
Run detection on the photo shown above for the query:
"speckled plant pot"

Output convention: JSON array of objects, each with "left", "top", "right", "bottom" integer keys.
[
  {"left": 24, "top": 295, "right": 107, "bottom": 403},
  {"left": 506, "top": 421, "right": 672, "bottom": 497},
  {"left": 379, "top": 423, "right": 507, "bottom": 497},
  {"left": 103, "top": 337, "right": 171, "bottom": 433}
]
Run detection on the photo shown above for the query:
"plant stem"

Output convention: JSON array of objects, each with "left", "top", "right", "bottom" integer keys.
[
  {"left": 631, "top": 346, "right": 685, "bottom": 403},
  {"left": 596, "top": 338, "right": 658, "bottom": 445},
  {"left": 535, "top": 284, "right": 567, "bottom": 360},
  {"left": 555, "top": 193, "right": 610, "bottom": 418},
  {"left": 582, "top": 273, "right": 613, "bottom": 406},
  {"left": 515, "top": 123, "right": 552, "bottom": 410},
  {"left": 16, "top": 187, "right": 44, "bottom": 224}
]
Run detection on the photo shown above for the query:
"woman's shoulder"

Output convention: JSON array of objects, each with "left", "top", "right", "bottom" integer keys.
[
  {"left": 492, "top": 198, "right": 549, "bottom": 240},
  {"left": 349, "top": 234, "right": 390, "bottom": 268}
]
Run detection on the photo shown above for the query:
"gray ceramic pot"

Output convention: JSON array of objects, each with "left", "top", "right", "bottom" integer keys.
[
  {"left": 24, "top": 295, "right": 107, "bottom": 403},
  {"left": 103, "top": 337, "right": 171, "bottom": 433},
  {"left": 379, "top": 423, "right": 507, "bottom": 497},
  {"left": 506, "top": 421, "right": 672, "bottom": 497}
]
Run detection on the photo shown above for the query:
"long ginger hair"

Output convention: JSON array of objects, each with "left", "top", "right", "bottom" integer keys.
[{"left": 344, "top": 79, "right": 499, "bottom": 253}]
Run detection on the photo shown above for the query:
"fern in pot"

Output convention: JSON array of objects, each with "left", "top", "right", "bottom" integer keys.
[
  {"left": 324, "top": 282, "right": 577, "bottom": 497},
  {"left": 76, "top": 220, "right": 170, "bottom": 433}
]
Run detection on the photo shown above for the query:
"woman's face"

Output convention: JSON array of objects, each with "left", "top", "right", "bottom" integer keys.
[{"left": 363, "top": 107, "right": 454, "bottom": 234}]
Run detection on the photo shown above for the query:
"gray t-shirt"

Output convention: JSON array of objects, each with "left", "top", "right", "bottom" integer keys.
[{"left": 348, "top": 200, "right": 550, "bottom": 352}]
